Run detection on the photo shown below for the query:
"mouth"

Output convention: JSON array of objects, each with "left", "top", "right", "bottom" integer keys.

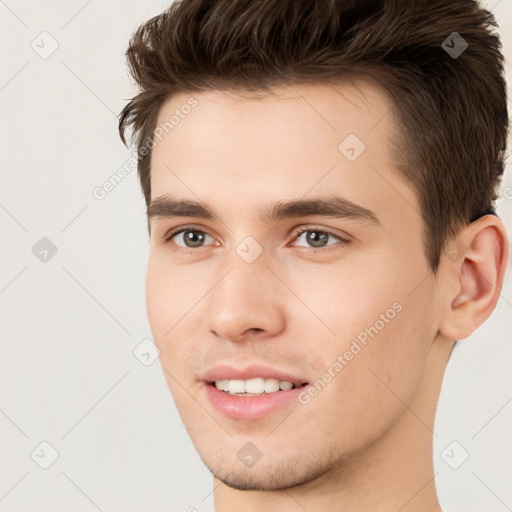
[
  {"left": 210, "top": 377, "right": 308, "bottom": 396},
  {"left": 201, "top": 365, "right": 310, "bottom": 420}
]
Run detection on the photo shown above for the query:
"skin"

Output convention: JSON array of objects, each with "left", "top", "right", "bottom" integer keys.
[{"left": 145, "top": 82, "right": 509, "bottom": 512}]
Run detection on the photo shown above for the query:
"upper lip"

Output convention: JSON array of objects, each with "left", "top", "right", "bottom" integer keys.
[{"left": 201, "top": 364, "right": 309, "bottom": 386}]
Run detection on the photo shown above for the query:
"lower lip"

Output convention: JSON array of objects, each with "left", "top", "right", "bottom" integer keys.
[{"left": 204, "top": 383, "right": 306, "bottom": 420}]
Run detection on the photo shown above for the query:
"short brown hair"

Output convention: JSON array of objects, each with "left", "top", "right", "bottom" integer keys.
[{"left": 118, "top": 0, "right": 508, "bottom": 271}]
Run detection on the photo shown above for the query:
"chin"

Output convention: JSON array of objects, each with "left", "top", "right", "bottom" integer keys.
[{"left": 203, "top": 449, "right": 341, "bottom": 492}]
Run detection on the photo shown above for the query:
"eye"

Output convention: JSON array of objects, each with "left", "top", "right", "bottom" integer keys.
[
  {"left": 162, "top": 225, "right": 350, "bottom": 252},
  {"left": 291, "top": 226, "right": 350, "bottom": 250},
  {"left": 164, "top": 227, "right": 215, "bottom": 249}
]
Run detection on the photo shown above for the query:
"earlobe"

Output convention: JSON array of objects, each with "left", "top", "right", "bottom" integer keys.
[{"left": 439, "top": 215, "right": 509, "bottom": 342}]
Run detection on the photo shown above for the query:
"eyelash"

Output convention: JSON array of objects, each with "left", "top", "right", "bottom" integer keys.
[{"left": 162, "top": 224, "right": 351, "bottom": 253}]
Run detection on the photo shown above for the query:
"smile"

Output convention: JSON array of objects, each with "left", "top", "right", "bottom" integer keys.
[{"left": 214, "top": 377, "right": 298, "bottom": 396}]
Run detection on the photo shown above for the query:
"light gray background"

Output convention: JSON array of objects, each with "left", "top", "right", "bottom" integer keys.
[{"left": 1, "top": 1, "right": 511, "bottom": 511}]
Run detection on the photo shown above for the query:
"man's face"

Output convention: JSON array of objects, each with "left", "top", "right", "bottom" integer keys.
[{"left": 146, "top": 82, "right": 442, "bottom": 490}]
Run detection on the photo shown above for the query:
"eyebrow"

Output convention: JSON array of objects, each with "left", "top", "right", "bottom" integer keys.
[{"left": 147, "top": 194, "right": 381, "bottom": 226}]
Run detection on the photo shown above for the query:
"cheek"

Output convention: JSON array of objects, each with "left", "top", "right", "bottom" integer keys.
[
  {"left": 145, "top": 252, "right": 203, "bottom": 336},
  {"left": 300, "top": 301, "right": 432, "bottom": 449},
  {"left": 283, "top": 255, "right": 400, "bottom": 338},
  {"left": 145, "top": 267, "right": 190, "bottom": 401},
  {"left": 145, "top": 256, "right": 187, "bottom": 368},
  {"left": 337, "top": 286, "right": 433, "bottom": 412},
  {"left": 145, "top": 258, "right": 169, "bottom": 339},
  {"left": 289, "top": 253, "right": 433, "bottom": 397},
  {"left": 145, "top": 253, "right": 215, "bottom": 379}
]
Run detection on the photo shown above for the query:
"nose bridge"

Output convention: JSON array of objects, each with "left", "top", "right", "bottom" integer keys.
[
  {"left": 217, "top": 232, "right": 273, "bottom": 298},
  {"left": 203, "top": 241, "right": 285, "bottom": 341}
]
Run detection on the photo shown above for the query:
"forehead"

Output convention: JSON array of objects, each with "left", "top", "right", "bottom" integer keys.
[
  {"left": 149, "top": 81, "right": 418, "bottom": 228},
  {"left": 153, "top": 81, "right": 397, "bottom": 160}
]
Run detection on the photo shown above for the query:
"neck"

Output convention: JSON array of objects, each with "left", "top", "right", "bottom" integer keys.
[{"left": 213, "top": 337, "right": 454, "bottom": 512}]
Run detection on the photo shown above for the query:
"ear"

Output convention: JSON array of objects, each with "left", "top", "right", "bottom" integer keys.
[{"left": 438, "top": 214, "right": 510, "bottom": 341}]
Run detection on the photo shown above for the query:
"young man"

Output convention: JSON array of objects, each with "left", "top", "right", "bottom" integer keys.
[{"left": 119, "top": 0, "right": 509, "bottom": 510}]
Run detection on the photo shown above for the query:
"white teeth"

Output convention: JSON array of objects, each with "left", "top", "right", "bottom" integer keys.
[
  {"left": 214, "top": 379, "right": 229, "bottom": 391},
  {"left": 214, "top": 378, "right": 296, "bottom": 394},
  {"left": 279, "top": 380, "right": 293, "bottom": 391},
  {"left": 245, "top": 378, "right": 265, "bottom": 393},
  {"left": 264, "top": 378, "right": 280, "bottom": 393},
  {"left": 229, "top": 379, "right": 245, "bottom": 394}
]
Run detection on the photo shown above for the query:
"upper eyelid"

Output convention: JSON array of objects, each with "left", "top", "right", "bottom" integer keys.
[{"left": 163, "top": 224, "right": 213, "bottom": 241}]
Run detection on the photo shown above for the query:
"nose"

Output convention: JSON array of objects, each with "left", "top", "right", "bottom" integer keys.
[{"left": 203, "top": 251, "right": 287, "bottom": 343}]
